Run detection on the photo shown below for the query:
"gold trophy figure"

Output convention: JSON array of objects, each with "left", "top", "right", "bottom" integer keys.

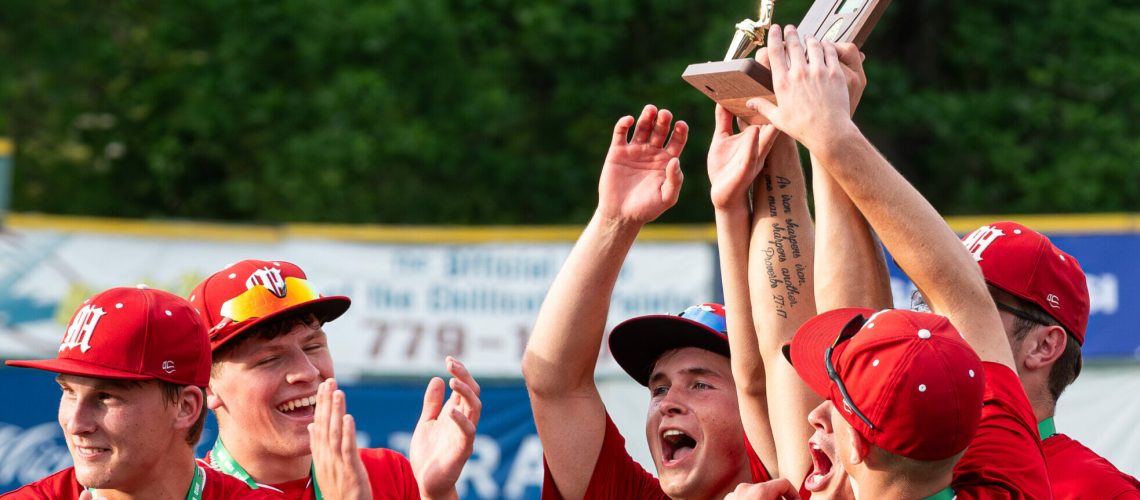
[
  {"left": 683, "top": 0, "right": 892, "bottom": 124},
  {"left": 725, "top": 0, "right": 776, "bottom": 61}
]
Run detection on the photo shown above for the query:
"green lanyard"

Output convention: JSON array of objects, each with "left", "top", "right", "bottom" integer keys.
[
  {"left": 921, "top": 486, "right": 956, "bottom": 500},
  {"left": 1038, "top": 416, "right": 1057, "bottom": 440},
  {"left": 87, "top": 464, "right": 204, "bottom": 500},
  {"left": 211, "top": 438, "right": 324, "bottom": 500}
]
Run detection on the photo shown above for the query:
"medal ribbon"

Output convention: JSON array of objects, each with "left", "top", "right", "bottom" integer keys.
[
  {"left": 921, "top": 486, "right": 956, "bottom": 500},
  {"left": 211, "top": 438, "right": 324, "bottom": 500},
  {"left": 1038, "top": 416, "right": 1057, "bottom": 440}
]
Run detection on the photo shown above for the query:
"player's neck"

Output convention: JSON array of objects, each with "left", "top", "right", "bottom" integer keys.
[
  {"left": 853, "top": 468, "right": 950, "bottom": 500},
  {"left": 703, "top": 461, "right": 755, "bottom": 500},
  {"left": 217, "top": 427, "right": 312, "bottom": 485},
  {"left": 1019, "top": 370, "right": 1056, "bottom": 423},
  {"left": 92, "top": 448, "right": 197, "bottom": 500}
]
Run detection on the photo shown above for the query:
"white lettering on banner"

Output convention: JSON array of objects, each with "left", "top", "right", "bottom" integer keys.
[
  {"left": 503, "top": 434, "right": 544, "bottom": 500},
  {"left": 60, "top": 305, "right": 105, "bottom": 353},
  {"left": 1087, "top": 273, "right": 1119, "bottom": 315},
  {"left": 388, "top": 432, "right": 542, "bottom": 499},
  {"left": 0, "top": 422, "right": 74, "bottom": 485}
]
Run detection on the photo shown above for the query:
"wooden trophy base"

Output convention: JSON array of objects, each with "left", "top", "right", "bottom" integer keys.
[{"left": 681, "top": 59, "right": 775, "bottom": 126}]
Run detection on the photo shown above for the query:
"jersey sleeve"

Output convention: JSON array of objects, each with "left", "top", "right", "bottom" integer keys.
[
  {"left": 540, "top": 412, "right": 668, "bottom": 500},
  {"left": 952, "top": 362, "right": 1051, "bottom": 500}
]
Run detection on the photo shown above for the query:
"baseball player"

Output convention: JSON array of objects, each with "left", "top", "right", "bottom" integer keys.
[
  {"left": 712, "top": 36, "right": 889, "bottom": 500},
  {"left": 705, "top": 100, "right": 819, "bottom": 489},
  {"left": 522, "top": 105, "right": 771, "bottom": 499},
  {"left": 739, "top": 24, "right": 1052, "bottom": 498},
  {"left": 956, "top": 221, "right": 1140, "bottom": 498},
  {"left": 2, "top": 286, "right": 370, "bottom": 499},
  {"left": 188, "top": 259, "right": 481, "bottom": 499}
]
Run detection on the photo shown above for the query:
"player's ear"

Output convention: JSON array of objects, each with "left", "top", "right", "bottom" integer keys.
[
  {"left": 177, "top": 386, "right": 204, "bottom": 423},
  {"left": 206, "top": 382, "right": 224, "bottom": 411},
  {"left": 1024, "top": 325, "right": 1066, "bottom": 370},
  {"left": 848, "top": 428, "right": 872, "bottom": 465}
]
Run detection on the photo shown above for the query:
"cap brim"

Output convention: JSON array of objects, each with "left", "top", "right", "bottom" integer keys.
[
  {"left": 210, "top": 295, "right": 351, "bottom": 351},
  {"left": 608, "top": 315, "right": 729, "bottom": 386},
  {"left": 6, "top": 358, "right": 154, "bottom": 381},
  {"left": 786, "top": 307, "right": 873, "bottom": 399}
]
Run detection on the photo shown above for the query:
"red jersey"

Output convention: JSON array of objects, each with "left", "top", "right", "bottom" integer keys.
[
  {"left": 202, "top": 447, "right": 419, "bottom": 500},
  {"left": 952, "top": 362, "right": 1051, "bottom": 500},
  {"left": 1, "top": 462, "right": 269, "bottom": 499},
  {"left": 1043, "top": 431, "right": 1140, "bottom": 499},
  {"left": 540, "top": 412, "right": 769, "bottom": 499}
]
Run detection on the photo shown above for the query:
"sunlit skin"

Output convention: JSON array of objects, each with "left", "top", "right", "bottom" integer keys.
[
  {"left": 644, "top": 347, "right": 752, "bottom": 499},
  {"left": 207, "top": 322, "right": 333, "bottom": 484},
  {"left": 803, "top": 400, "right": 856, "bottom": 500},
  {"left": 58, "top": 375, "right": 196, "bottom": 496}
]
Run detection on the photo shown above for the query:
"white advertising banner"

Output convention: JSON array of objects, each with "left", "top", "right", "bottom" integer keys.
[{"left": 0, "top": 228, "right": 715, "bottom": 378}]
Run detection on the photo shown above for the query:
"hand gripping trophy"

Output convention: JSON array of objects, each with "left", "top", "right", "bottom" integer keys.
[{"left": 683, "top": 0, "right": 891, "bottom": 125}]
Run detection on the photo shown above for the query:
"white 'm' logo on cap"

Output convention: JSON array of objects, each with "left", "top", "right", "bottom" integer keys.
[
  {"left": 61, "top": 305, "right": 106, "bottom": 353},
  {"left": 246, "top": 267, "right": 287, "bottom": 298},
  {"left": 962, "top": 226, "right": 1006, "bottom": 262}
]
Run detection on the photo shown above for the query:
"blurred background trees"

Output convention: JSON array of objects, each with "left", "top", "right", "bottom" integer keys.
[{"left": 1, "top": 0, "right": 1137, "bottom": 224}]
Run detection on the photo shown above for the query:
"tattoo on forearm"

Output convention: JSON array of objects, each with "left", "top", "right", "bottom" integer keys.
[{"left": 760, "top": 175, "right": 807, "bottom": 319}]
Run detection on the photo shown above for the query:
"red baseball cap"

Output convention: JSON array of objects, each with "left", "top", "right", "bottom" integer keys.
[
  {"left": 188, "top": 259, "right": 350, "bottom": 351},
  {"left": 962, "top": 222, "right": 1089, "bottom": 344},
  {"left": 786, "top": 308, "right": 985, "bottom": 461},
  {"left": 6, "top": 286, "right": 211, "bottom": 387},
  {"left": 609, "top": 303, "right": 730, "bottom": 386}
]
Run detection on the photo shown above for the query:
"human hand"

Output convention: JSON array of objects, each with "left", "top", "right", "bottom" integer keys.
[
  {"left": 834, "top": 42, "right": 867, "bottom": 116},
  {"left": 597, "top": 105, "right": 688, "bottom": 225},
  {"left": 707, "top": 104, "right": 779, "bottom": 210},
  {"left": 309, "top": 379, "right": 372, "bottom": 500},
  {"left": 723, "top": 478, "right": 800, "bottom": 500},
  {"left": 746, "top": 25, "right": 853, "bottom": 152},
  {"left": 409, "top": 357, "right": 482, "bottom": 500}
]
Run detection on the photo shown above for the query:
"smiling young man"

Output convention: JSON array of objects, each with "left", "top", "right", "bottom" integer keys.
[
  {"left": 190, "top": 259, "right": 481, "bottom": 500},
  {"left": 522, "top": 105, "right": 771, "bottom": 500},
  {"left": 2, "top": 287, "right": 287, "bottom": 499}
]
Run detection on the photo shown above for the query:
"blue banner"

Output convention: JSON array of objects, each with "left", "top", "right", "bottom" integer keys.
[{"left": 0, "top": 368, "right": 542, "bottom": 499}]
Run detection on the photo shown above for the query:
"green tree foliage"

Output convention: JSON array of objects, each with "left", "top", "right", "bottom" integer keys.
[{"left": 1, "top": 0, "right": 1137, "bottom": 224}]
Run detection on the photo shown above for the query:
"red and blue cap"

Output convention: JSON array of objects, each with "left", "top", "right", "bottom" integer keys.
[{"left": 608, "top": 303, "right": 730, "bottom": 386}]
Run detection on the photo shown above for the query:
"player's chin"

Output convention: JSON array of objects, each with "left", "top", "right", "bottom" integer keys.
[
  {"left": 657, "top": 468, "right": 706, "bottom": 499},
  {"left": 73, "top": 464, "right": 117, "bottom": 491}
]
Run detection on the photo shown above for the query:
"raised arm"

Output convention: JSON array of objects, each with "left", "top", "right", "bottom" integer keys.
[
  {"left": 810, "top": 43, "right": 892, "bottom": 313},
  {"left": 707, "top": 103, "right": 781, "bottom": 476},
  {"left": 521, "top": 105, "right": 688, "bottom": 500},
  {"left": 748, "top": 25, "right": 1013, "bottom": 369},
  {"left": 747, "top": 128, "right": 818, "bottom": 485}
]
